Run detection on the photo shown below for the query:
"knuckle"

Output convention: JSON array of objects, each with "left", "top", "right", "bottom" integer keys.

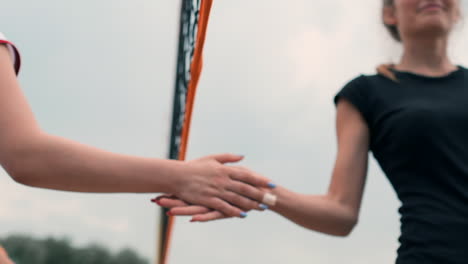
[
  {"left": 219, "top": 204, "right": 232, "bottom": 215},
  {"left": 212, "top": 175, "right": 228, "bottom": 188},
  {"left": 208, "top": 198, "right": 221, "bottom": 209},
  {"left": 212, "top": 177, "right": 225, "bottom": 188},
  {"left": 222, "top": 205, "right": 238, "bottom": 217},
  {"left": 242, "top": 170, "right": 255, "bottom": 179},
  {"left": 238, "top": 199, "right": 253, "bottom": 211},
  {"left": 241, "top": 201, "right": 253, "bottom": 211},
  {"left": 215, "top": 166, "right": 230, "bottom": 178},
  {"left": 239, "top": 184, "right": 252, "bottom": 195},
  {"left": 257, "top": 190, "right": 266, "bottom": 201},
  {"left": 236, "top": 166, "right": 248, "bottom": 171},
  {"left": 230, "top": 208, "right": 240, "bottom": 217},
  {"left": 212, "top": 165, "right": 223, "bottom": 176},
  {"left": 201, "top": 189, "right": 216, "bottom": 199},
  {"left": 250, "top": 201, "right": 260, "bottom": 210},
  {"left": 230, "top": 168, "right": 244, "bottom": 178},
  {"left": 239, "top": 171, "right": 249, "bottom": 179},
  {"left": 231, "top": 196, "right": 243, "bottom": 206}
]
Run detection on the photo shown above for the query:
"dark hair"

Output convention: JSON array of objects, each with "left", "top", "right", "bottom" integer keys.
[
  {"left": 378, "top": 0, "right": 399, "bottom": 82},
  {"left": 383, "top": 0, "right": 401, "bottom": 42}
]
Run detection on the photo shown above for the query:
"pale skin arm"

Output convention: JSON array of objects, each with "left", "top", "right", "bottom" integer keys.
[
  {"left": 158, "top": 99, "right": 370, "bottom": 236},
  {"left": 0, "top": 45, "right": 274, "bottom": 218}
]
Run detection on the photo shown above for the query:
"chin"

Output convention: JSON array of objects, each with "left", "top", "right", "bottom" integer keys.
[{"left": 415, "top": 19, "right": 452, "bottom": 37}]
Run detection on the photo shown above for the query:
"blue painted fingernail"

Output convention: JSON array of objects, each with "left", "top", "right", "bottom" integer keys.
[
  {"left": 259, "top": 204, "right": 269, "bottom": 210},
  {"left": 240, "top": 212, "right": 248, "bottom": 218},
  {"left": 267, "top": 182, "right": 277, "bottom": 188}
]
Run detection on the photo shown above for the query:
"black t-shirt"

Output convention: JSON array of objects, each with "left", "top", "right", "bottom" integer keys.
[{"left": 334, "top": 66, "right": 468, "bottom": 264}]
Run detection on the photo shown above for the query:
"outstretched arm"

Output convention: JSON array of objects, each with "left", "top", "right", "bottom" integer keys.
[
  {"left": 0, "top": 45, "right": 273, "bottom": 218},
  {"left": 158, "top": 99, "right": 370, "bottom": 235}
]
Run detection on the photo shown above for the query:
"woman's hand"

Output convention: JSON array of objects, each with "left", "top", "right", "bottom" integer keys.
[
  {"left": 155, "top": 188, "right": 274, "bottom": 222},
  {"left": 155, "top": 195, "right": 233, "bottom": 222},
  {"left": 162, "top": 154, "right": 275, "bottom": 219}
]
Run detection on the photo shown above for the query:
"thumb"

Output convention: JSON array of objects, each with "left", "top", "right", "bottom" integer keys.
[{"left": 212, "top": 153, "right": 244, "bottom": 164}]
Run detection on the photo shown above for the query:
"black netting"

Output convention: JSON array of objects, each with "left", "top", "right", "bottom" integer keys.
[
  {"left": 168, "top": 0, "right": 201, "bottom": 160},
  {"left": 159, "top": 1, "right": 202, "bottom": 263}
]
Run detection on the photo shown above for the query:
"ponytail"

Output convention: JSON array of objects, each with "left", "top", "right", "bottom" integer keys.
[{"left": 377, "top": 64, "right": 399, "bottom": 82}]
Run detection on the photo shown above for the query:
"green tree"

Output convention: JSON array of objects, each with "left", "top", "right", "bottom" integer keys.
[
  {"left": 70, "top": 244, "right": 112, "bottom": 264},
  {"left": 0, "top": 234, "right": 148, "bottom": 264},
  {"left": 112, "top": 248, "right": 148, "bottom": 264},
  {"left": 0, "top": 234, "right": 47, "bottom": 264}
]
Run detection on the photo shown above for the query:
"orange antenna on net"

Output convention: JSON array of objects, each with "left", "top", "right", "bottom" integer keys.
[{"left": 157, "top": 0, "right": 214, "bottom": 263}]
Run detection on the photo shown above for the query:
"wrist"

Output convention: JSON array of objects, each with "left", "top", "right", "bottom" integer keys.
[
  {"left": 268, "top": 186, "right": 287, "bottom": 212},
  {"left": 162, "top": 159, "right": 189, "bottom": 195}
]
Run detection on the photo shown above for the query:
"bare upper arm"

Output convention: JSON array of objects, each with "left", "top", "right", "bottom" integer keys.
[
  {"left": 327, "top": 98, "right": 370, "bottom": 218},
  {"left": 0, "top": 44, "right": 41, "bottom": 166}
]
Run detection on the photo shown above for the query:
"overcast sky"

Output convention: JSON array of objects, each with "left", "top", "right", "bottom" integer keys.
[{"left": 1, "top": 1, "right": 468, "bottom": 263}]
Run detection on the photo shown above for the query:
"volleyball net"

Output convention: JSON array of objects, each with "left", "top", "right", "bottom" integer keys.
[{"left": 157, "top": 0, "right": 213, "bottom": 263}]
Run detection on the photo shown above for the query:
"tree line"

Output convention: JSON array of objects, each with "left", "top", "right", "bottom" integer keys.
[{"left": 0, "top": 234, "right": 148, "bottom": 264}]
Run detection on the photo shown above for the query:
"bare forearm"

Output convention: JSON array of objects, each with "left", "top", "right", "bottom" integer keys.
[
  {"left": 270, "top": 186, "right": 358, "bottom": 236},
  {"left": 5, "top": 132, "right": 184, "bottom": 193}
]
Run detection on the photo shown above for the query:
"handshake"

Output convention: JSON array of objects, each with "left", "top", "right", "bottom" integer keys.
[{"left": 151, "top": 153, "right": 278, "bottom": 222}]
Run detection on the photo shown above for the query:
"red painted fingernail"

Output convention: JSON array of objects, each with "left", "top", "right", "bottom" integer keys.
[
  {"left": 166, "top": 211, "right": 173, "bottom": 216},
  {"left": 151, "top": 197, "right": 164, "bottom": 205}
]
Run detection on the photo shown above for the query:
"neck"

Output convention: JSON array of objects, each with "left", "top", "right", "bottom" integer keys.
[{"left": 397, "top": 35, "right": 457, "bottom": 76}]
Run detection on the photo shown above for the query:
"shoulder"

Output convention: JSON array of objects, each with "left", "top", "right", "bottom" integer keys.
[
  {"left": 334, "top": 73, "right": 393, "bottom": 126},
  {"left": 349, "top": 72, "right": 394, "bottom": 88},
  {"left": 340, "top": 72, "right": 396, "bottom": 97},
  {"left": 335, "top": 74, "right": 383, "bottom": 102},
  {"left": 0, "top": 32, "right": 14, "bottom": 46},
  {"left": 0, "top": 32, "right": 21, "bottom": 75},
  {"left": 458, "top": 65, "right": 468, "bottom": 76}
]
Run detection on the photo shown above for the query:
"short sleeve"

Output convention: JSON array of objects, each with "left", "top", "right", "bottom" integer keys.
[
  {"left": 334, "top": 75, "right": 372, "bottom": 125},
  {"left": 0, "top": 32, "right": 21, "bottom": 75}
]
